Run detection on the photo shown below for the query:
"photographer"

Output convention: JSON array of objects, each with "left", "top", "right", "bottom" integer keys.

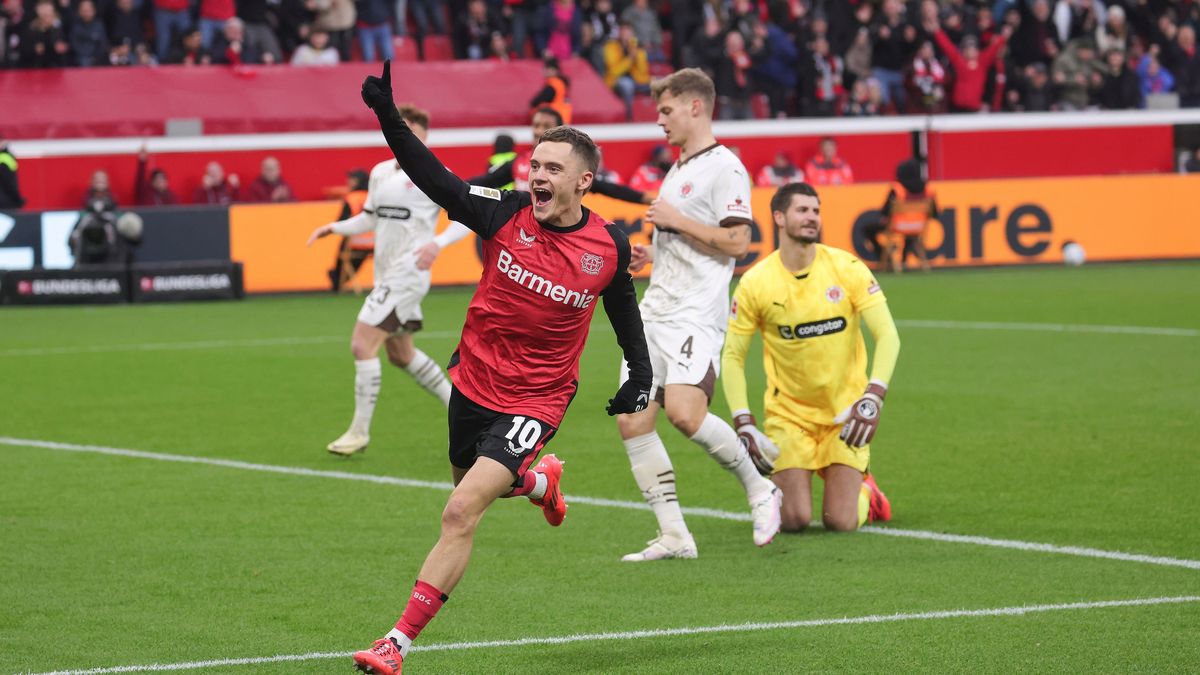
[{"left": 69, "top": 201, "right": 142, "bottom": 268}]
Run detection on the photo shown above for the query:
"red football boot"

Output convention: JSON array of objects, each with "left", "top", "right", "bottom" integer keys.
[
  {"left": 353, "top": 638, "right": 403, "bottom": 674},
  {"left": 529, "top": 454, "right": 567, "bottom": 526},
  {"left": 863, "top": 474, "right": 892, "bottom": 523}
]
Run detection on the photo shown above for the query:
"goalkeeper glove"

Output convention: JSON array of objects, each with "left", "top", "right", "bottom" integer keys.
[
  {"left": 361, "top": 59, "right": 394, "bottom": 113},
  {"left": 834, "top": 381, "right": 888, "bottom": 448},
  {"left": 732, "top": 409, "right": 779, "bottom": 476},
  {"left": 607, "top": 380, "right": 651, "bottom": 416}
]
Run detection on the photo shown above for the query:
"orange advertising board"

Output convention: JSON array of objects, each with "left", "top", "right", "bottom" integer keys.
[{"left": 230, "top": 174, "right": 1200, "bottom": 293}]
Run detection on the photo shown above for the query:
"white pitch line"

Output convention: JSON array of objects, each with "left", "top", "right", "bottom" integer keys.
[
  {"left": 4, "top": 437, "right": 1200, "bottom": 572},
  {"left": 2, "top": 319, "right": 1194, "bottom": 358},
  {"left": 895, "top": 319, "right": 1198, "bottom": 337},
  {"left": 24, "top": 595, "right": 1200, "bottom": 675}
]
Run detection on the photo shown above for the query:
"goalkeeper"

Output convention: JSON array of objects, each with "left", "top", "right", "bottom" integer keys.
[{"left": 721, "top": 182, "right": 900, "bottom": 532}]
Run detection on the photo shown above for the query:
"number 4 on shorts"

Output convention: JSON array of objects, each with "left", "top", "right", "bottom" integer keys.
[{"left": 680, "top": 336, "right": 693, "bottom": 358}]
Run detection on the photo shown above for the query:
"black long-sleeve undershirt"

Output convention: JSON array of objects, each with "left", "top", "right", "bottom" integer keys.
[{"left": 601, "top": 223, "right": 652, "bottom": 386}]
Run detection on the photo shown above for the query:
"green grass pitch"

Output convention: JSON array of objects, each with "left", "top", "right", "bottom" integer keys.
[{"left": 2, "top": 262, "right": 1198, "bottom": 673}]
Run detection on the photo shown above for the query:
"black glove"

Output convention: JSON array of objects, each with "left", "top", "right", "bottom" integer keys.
[
  {"left": 606, "top": 380, "right": 651, "bottom": 416},
  {"left": 361, "top": 59, "right": 394, "bottom": 113}
]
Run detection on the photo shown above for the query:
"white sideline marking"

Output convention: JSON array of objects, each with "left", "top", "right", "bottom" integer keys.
[
  {"left": 4, "top": 437, "right": 1200, "bottom": 572},
  {"left": 1, "top": 319, "right": 1193, "bottom": 358},
  {"left": 24, "top": 596, "right": 1200, "bottom": 674},
  {"left": 895, "top": 319, "right": 1198, "bottom": 338},
  {"left": 859, "top": 526, "right": 1200, "bottom": 571}
]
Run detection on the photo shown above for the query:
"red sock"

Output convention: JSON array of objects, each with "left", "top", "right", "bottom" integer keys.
[
  {"left": 504, "top": 471, "right": 538, "bottom": 498},
  {"left": 395, "top": 580, "right": 447, "bottom": 641}
]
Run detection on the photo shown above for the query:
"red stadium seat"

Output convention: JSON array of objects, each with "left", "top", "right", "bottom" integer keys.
[
  {"left": 631, "top": 94, "right": 659, "bottom": 122},
  {"left": 750, "top": 93, "right": 771, "bottom": 119},
  {"left": 422, "top": 35, "right": 455, "bottom": 61},
  {"left": 393, "top": 36, "right": 419, "bottom": 62},
  {"left": 649, "top": 62, "right": 673, "bottom": 78}
]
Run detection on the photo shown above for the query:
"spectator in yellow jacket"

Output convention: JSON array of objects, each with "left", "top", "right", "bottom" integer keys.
[{"left": 605, "top": 22, "right": 651, "bottom": 120}]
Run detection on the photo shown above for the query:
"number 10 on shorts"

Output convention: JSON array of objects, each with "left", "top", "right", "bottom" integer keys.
[{"left": 505, "top": 416, "right": 544, "bottom": 450}]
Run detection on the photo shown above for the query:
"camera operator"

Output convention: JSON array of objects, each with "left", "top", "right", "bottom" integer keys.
[{"left": 69, "top": 199, "right": 141, "bottom": 267}]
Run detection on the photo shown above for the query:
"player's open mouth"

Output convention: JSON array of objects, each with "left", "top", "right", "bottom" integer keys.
[{"left": 532, "top": 187, "right": 553, "bottom": 207}]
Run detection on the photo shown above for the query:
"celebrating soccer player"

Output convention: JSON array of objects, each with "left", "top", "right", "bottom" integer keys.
[
  {"left": 350, "top": 61, "right": 653, "bottom": 675},
  {"left": 721, "top": 182, "right": 898, "bottom": 534},
  {"left": 307, "top": 105, "right": 470, "bottom": 457},
  {"left": 615, "top": 68, "right": 782, "bottom": 562}
]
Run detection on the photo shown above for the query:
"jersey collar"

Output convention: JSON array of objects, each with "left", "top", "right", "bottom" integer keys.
[{"left": 676, "top": 142, "right": 722, "bottom": 169}]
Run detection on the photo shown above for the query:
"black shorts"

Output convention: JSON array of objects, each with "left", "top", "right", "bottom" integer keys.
[{"left": 448, "top": 387, "right": 557, "bottom": 478}]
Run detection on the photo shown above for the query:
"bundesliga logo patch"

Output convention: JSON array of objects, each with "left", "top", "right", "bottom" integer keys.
[
  {"left": 580, "top": 252, "right": 604, "bottom": 275},
  {"left": 727, "top": 197, "right": 750, "bottom": 215}
]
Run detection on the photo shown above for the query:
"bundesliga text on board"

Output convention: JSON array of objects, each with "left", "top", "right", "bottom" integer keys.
[
  {"left": 17, "top": 277, "right": 123, "bottom": 296},
  {"left": 138, "top": 274, "right": 232, "bottom": 293}
]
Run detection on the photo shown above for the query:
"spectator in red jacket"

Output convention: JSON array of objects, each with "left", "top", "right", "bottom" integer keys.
[
  {"left": 152, "top": 0, "right": 191, "bottom": 61},
  {"left": 247, "top": 157, "right": 295, "bottom": 202},
  {"left": 929, "top": 17, "right": 1012, "bottom": 112},
  {"left": 755, "top": 151, "right": 802, "bottom": 187},
  {"left": 135, "top": 145, "right": 179, "bottom": 206},
  {"left": 628, "top": 145, "right": 672, "bottom": 193},
  {"left": 194, "top": 161, "right": 240, "bottom": 205},
  {"left": 198, "top": 0, "right": 237, "bottom": 50},
  {"left": 805, "top": 137, "right": 854, "bottom": 186}
]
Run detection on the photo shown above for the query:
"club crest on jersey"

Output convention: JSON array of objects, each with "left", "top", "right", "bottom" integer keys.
[
  {"left": 580, "top": 252, "right": 604, "bottom": 275},
  {"left": 680, "top": 182, "right": 694, "bottom": 198},
  {"left": 826, "top": 285, "right": 844, "bottom": 303},
  {"left": 518, "top": 227, "right": 537, "bottom": 246},
  {"left": 730, "top": 298, "right": 738, "bottom": 319}
]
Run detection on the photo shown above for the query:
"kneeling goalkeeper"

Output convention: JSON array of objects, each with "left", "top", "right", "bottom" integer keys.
[{"left": 721, "top": 182, "right": 901, "bottom": 532}]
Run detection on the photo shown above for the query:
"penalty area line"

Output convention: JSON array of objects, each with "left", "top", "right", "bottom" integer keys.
[
  {"left": 24, "top": 595, "right": 1200, "bottom": 675},
  {"left": 3, "top": 436, "right": 1200, "bottom": 572}
]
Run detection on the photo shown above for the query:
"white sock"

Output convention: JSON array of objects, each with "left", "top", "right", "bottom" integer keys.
[
  {"left": 352, "top": 358, "right": 382, "bottom": 434},
  {"left": 528, "top": 472, "right": 548, "bottom": 501},
  {"left": 624, "top": 432, "right": 690, "bottom": 540},
  {"left": 690, "top": 413, "right": 774, "bottom": 503},
  {"left": 403, "top": 349, "right": 451, "bottom": 407},
  {"left": 384, "top": 627, "right": 413, "bottom": 657}
]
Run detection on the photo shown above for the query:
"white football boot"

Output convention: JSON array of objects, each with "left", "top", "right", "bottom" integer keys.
[
  {"left": 750, "top": 487, "right": 783, "bottom": 547},
  {"left": 621, "top": 532, "right": 698, "bottom": 562},
  {"left": 327, "top": 429, "right": 369, "bottom": 456}
]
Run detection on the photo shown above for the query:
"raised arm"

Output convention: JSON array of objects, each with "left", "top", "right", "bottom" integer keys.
[{"left": 362, "top": 61, "right": 527, "bottom": 238}]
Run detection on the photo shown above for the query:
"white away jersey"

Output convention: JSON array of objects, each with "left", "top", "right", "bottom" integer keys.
[
  {"left": 639, "top": 144, "right": 753, "bottom": 330},
  {"left": 364, "top": 159, "right": 444, "bottom": 285}
]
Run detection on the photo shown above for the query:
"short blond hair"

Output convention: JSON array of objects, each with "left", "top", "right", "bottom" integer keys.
[
  {"left": 650, "top": 68, "right": 716, "bottom": 110},
  {"left": 398, "top": 104, "right": 430, "bottom": 129}
]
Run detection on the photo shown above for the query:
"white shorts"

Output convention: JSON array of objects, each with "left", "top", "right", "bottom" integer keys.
[
  {"left": 620, "top": 320, "right": 722, "bottom": 404},
  {"left": 356, "top": 281, "right": 426, "bottom": 333}
]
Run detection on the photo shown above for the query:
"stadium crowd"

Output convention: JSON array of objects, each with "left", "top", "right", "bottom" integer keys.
[{"left": 3, "top": 0, "right": 1199, "bottom": 117}]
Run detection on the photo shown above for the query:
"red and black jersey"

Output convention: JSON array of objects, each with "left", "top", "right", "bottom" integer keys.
[{"left": 374, "top": 106, "right": 652, "bottom": 426}]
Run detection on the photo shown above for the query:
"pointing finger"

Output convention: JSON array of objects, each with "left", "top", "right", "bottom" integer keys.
[{"left": 382, "top": 59, "right": 390, "bottom": 84}]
